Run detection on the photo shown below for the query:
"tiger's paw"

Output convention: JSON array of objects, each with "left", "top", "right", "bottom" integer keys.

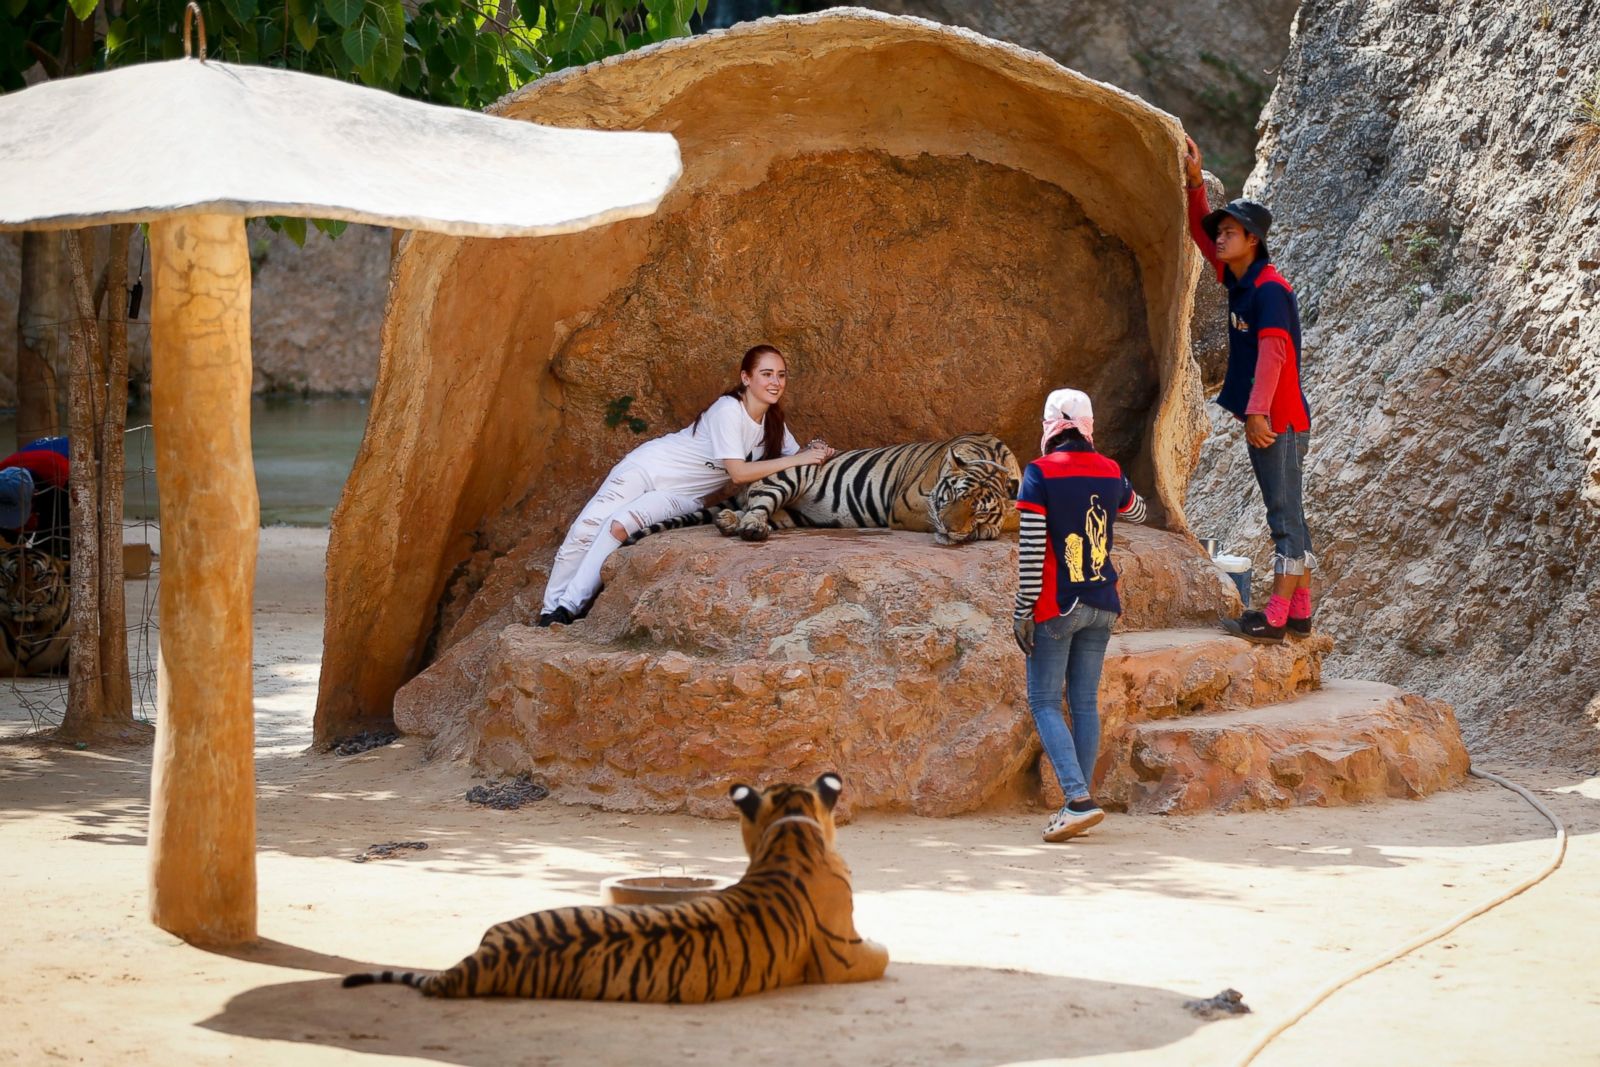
[
  {"left": 736, "top": 514, "right": 772, "bottom": 542},
  {"left": 713, "top": 510, "right": 741, "bottom": 537}
]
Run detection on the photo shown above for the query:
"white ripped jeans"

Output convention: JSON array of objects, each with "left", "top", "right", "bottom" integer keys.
[{"left": 541, "top": 461, "right": 705, "bottom": 615}]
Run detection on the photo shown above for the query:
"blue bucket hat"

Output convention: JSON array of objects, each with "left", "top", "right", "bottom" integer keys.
[{"left": 0, "top": 467, "right": 34, "bottom": 531}]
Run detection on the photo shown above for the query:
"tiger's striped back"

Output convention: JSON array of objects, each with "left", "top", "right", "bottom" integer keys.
[{"left": 341, "top": 774, "right": 888, "bottom": 1002}]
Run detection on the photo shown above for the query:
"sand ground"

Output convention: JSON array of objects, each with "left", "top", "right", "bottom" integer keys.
[{"left": 1, "top": 528, "right": 1597, "bottom": 1066}]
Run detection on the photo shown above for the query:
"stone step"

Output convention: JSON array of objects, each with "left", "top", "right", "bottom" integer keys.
[
  {"left": 1102, "top": 628, "right": 1331, "bottom": 726},
  {"left": 1092, "top": 679, "right": 1471, "bottom": 815}
]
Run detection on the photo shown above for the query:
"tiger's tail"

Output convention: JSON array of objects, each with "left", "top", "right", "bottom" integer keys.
[
  {"left": 341, "top": 970, "right": 437, "bottom": 993},
  {"left": 622, "top": 503, "right": 730, "bottom": 546}
]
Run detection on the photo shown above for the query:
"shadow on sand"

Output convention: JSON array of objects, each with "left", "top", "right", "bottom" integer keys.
[{"left": 200, "top": 940, "right": 1208, "bottom": 1065}]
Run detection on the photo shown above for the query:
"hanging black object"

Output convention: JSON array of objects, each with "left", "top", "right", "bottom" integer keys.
[{"left": 127, "top": 230, "right": 147, "bottom": 319}]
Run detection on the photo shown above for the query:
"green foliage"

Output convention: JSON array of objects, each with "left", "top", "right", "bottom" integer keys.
[{"left": 604, "top": 395, "right": 648, "bottom": 434}]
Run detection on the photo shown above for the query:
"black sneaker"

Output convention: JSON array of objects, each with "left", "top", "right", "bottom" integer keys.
[
  {"left": 536, "top": 606, "right": 574, "bottom": 628},
  {"left": 1286, "top": 615, "right": 1313, "bottom": 639},
  {"left": 1221, "top": 610, "right": 1285, "bottom": 645}
]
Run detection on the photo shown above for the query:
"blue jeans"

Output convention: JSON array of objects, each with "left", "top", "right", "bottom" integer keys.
[
  {"left": 1247, "top": 427, "right": 1315, "bottom": 576},
  {"left": 1025, "top": 605, "right": 1117, "bottom": 801}
]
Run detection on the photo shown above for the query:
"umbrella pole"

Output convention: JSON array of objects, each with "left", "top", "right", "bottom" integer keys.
[{"left": 147, "top": 212, "right": 259, "bottom": 945}]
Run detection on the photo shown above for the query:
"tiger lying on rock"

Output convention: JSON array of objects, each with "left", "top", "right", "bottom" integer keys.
[
  {"left": 342, "top": 773, "right": 888, "bottom": 1001},
  {"left": 630, "top": 433, "right": 1021, "bottom": 546}
]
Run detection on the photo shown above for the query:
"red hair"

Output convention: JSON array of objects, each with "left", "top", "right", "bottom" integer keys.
[{"left": 696, "top": 344, "right": 789, "bottom": 460}]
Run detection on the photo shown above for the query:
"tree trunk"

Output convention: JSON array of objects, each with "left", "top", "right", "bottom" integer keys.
[
  {"left": 97, "top": 225, "right": 133, "bottom": 718},
  {"left": 146, "top": 213, "right": 259, "bottom": 946},
  {"left": 16, "top": 231, "right": 64, "bottom": 444},
  {"left": 58, "top": 229, "right": 106, "bottom": 741}
]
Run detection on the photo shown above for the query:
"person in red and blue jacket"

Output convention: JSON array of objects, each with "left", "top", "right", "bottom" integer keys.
[
  {"left": 1185, "top": 137, "right": 1315, "bottom": 644},
  {"left": 1013, "top": 388, "right": 1148, "bottom": 843}
]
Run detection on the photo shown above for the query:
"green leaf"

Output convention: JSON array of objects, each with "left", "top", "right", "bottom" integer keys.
[
  {"left": 280, "top": 216, "right": 308, "bottom": 247},
  {"left": 459, "top": 30, "right": 500, "bottom": 87},
  {"left": 325, "top": 0, "right": 362, "bottom": 28},
  {"left": 342, "top": 18, "right": 380, "bottom": 66},
  {"left": 219, "top": 0, "right": 258, "bottom": 25},
  {"left": 508, "top": 46, "right": 541, "bottom": 76},
  {"left": 292, "top": 14, "right": 318, "bottom": 51},
  {"left": 105, "top": 17, "right": 128, "bottom": 51},
  {"left": 311, "top": 218, "right": 349, "bottom": 239},
  {"left": 66, "top": 0, "right": 98, "bottom": 21}
]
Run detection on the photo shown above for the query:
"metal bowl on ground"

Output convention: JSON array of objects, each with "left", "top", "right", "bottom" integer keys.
[{"left": 599, "top": 873, "right": 735, "bottom": 906}]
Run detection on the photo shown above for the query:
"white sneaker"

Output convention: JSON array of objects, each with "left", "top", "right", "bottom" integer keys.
[{"left": 1043, "top": 803, "right": 1104, "bottom": 842}]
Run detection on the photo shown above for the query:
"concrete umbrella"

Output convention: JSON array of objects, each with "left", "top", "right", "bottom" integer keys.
[{"left": 0, "top": 11, "right": 681, "bottom": 946}]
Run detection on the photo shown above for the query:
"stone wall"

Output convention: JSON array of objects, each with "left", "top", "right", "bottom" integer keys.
[
  {"left": 853, "top": 0, "right": 1299, "bottom": 190},
  {"left": 1184, "top": 0, "right": 1600, "bottom": 761},
  {"left": 314, "top": 10, "right": 1211, "bottom": 741}
]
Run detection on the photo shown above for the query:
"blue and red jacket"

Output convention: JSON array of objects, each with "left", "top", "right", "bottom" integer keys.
[
  {"left": 1188, "top": 186, "right": 1312, "bottom": 432},
  {"left": 1016, "top": 441, "right": 1140, "bottom": 622}
]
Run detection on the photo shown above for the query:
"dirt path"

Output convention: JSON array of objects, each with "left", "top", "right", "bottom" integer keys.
[{"left": 1, "top": 528, "right": 1595, "bottom": 1066}]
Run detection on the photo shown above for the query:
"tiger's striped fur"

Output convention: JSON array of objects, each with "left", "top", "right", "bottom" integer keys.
[
  {"left": 341, "top": 773, "right": 888, "bottom": 1001},
  {"left": 628, "top": 434, "right": 1021, "bottom": 547},
  {"left": 0, "top": 545, "right": 71, "bottom": 676}
]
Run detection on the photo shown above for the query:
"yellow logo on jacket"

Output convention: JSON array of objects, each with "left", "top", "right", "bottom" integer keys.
[{"left": 1062, "top": 495, "right": 1111, "bottom": 584}]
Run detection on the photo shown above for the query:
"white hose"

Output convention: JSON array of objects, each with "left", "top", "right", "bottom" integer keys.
[{"left": 1234, "top": 765, "right": 1568, "bottom": 1067}]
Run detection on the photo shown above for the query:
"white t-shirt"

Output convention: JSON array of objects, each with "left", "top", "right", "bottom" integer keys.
[{"left": 626, "top": 395, "right": 799, "bottom": 498}]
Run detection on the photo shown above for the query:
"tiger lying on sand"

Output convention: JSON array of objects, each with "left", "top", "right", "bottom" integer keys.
[
  {"left": 629, "top": 433, "right": 1021, "bottom": 546},
  {"left": 342, "top": 773, "right": 888, "bottom": 1002}
]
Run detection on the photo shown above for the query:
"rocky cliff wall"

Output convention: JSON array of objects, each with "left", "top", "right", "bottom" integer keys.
[
  {"left": 1184, "top": 0, "right": 1600, "bottom": 761},
  {"left": 855, "top": 0, "right": 1298, "bottom": 190}
]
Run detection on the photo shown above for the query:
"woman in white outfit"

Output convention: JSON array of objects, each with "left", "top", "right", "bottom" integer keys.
[{"left": 537, "top": 344, "right": 834, "bottom": 626}]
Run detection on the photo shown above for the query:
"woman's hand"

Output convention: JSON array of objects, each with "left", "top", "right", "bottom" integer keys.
[
  {"left": 804, "top": 437, "right": 838, "bottom": 461},
  {"left": 793, "top": 443, "right": 832, "bottom": 467},
  {"left": 1184, "top": 136, "right": 1205, "bottom": 188},
  {"left": 1012, "top": 617, "right": 1034, "bottom": 656}
]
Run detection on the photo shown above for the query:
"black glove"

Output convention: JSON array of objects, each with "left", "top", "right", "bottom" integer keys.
[{"left": 1012, "top": 616, "right": 1034, "bottom": 656}]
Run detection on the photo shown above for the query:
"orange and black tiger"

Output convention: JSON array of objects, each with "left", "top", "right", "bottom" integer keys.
[
  {"left": 0, "top": 544, "right": 71, "bottom": 676},
  {"left": 342, "top": 773, "right": 888, "bottom": 1001}
]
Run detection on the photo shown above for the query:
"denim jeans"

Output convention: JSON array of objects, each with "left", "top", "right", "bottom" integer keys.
[
  {"left": 1247, "top": 427, "right": 1315, "bottom": 576},
  {"left": 1024, "top": 604, "right": 1118, "bottom": 801}
]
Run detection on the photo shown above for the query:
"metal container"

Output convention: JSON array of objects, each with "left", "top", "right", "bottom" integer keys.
[{"left": 1198, "top": 537, "right": 1221, "bottom": 558}]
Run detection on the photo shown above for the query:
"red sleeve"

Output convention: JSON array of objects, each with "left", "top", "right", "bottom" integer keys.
[
  {"left": 1246, "top": 333, "right": 1291, "bottom": 416},
  {"left": 0, "top": 450, "right": 68, "bottom": 489},
  {"left": 1187, "top": 184, "right": 1221, "bottom": 276}
]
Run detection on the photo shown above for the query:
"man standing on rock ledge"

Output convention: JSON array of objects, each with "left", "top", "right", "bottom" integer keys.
[{"left": 1184, "top": 137, "right": 1316, "bottom": 644}]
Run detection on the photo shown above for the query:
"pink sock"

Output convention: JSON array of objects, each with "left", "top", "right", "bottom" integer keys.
[
  {"left": 1264, "top": 595, "right": 1291, "bottom": 628},
  {"left": 1289, "top": 588, "right": 1313, "bottom": 620}
]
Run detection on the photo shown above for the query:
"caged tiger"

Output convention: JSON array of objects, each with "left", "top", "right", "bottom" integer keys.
[
  {"left": 629, "top": 433, "right": 1022, "bottom": 546},
  {"left": 0, "top": 544, "right": 71, "bottom": 676},
  {"left": 342, "top": 773, "right": 889, "bottom": 1002}
]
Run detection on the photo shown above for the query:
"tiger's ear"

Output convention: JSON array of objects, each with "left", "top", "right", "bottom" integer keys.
[
  {"left": 729, "top": 783, "right": 763, "bottom": 821},
  {"left": 814, "top": 772, "right": 843, "bottom": 811}
]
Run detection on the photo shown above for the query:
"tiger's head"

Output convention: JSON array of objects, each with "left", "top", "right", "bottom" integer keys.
[
  {"left": 0, "top": 545, "right": 68, "bottom": 626},
  {"left": 927, "top": 436, "right": 1022, "bottom": 545},
  {"left": 729, "top": 772, "right": 842, "bottom": 857}
]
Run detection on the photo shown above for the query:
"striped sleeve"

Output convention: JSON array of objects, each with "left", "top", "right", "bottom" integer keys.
[
  {"left": 1015, "top": 510, "right": 1047, "bottom": 619},
  {"left": 1118, "top": 478, "right": 1149, "bottom": 525}
]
